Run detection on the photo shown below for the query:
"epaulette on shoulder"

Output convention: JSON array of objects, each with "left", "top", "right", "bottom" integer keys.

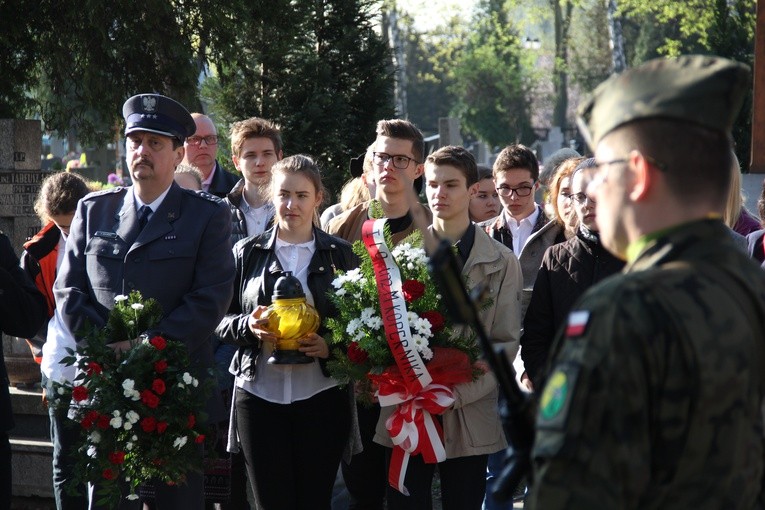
[
  {"left": 193, "top": 190, "right": 223, "bottom": 204},
  {"left": 85, "top": 187, "right": 125, "bottom": 200}
]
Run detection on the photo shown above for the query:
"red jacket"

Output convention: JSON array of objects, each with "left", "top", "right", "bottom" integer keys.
[{"left": 20, "top": 221, "right": 59, "bottom": 363}]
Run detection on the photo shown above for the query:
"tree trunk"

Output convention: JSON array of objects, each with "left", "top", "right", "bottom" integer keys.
[
  {"left": 551, "top": 0, "right": 572, "bottom": 129},
  {"left": 605, "top": 0, "right": 627, "bottom": 73}
]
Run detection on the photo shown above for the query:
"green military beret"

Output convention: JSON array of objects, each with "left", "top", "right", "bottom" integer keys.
[{"left": 577, "top": 55, "right": 751, "bottom": 149}]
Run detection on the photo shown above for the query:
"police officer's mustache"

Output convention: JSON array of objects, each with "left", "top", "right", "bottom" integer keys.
[{"left": 133, "top": 158, "right": 153, "bottom": 169}]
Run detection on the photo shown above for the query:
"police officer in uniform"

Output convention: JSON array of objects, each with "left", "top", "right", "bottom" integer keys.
[
  {"left": 528, "top": 56, "right": 765, "bottom": 509},
  {"left": 54, "top": 93, "right": 234, "bottom": 509}
]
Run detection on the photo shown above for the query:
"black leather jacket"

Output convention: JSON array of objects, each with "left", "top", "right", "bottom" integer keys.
[
  {"left": 224, "top": 179, "right": 275, "bottom": 245},
  {"left": 215, "top": 226, "right": 359, "bottom": 380}
]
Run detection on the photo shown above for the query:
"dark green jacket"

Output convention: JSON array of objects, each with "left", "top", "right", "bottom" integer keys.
[{"left": 529, "top": 219, "right": 765, "bottom": 509}]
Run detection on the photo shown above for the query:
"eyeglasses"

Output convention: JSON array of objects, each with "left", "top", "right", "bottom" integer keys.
[
  {"left": 186, "top": 135, "right": 218, "bottom": 146},
  {"left": 583, "top": 158, "right": 629, "bottom": 191},
  {"left": 571, "top": 192, "right": 595, "bottom": 205},
  {"left": 496, "top": 184, "right": 534, "bottom": 197},
  {"left": 559, "top": 192, "right": 572, "bottom": 201},
  {"left": 372, "top": 152, "right": 418, "bottom": 170}
]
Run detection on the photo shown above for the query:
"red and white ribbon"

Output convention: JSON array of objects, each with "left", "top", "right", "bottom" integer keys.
[
  {"left": 362, "top": 219, "right": 432, "bottom": 393},
  {"left": 363, "top": 218, "right": 447, "bottom": 495},
  {"left": 381, "top": 382, "right": 454, "bottom": 495}
]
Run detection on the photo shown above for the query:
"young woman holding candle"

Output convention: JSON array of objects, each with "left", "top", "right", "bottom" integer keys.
[{"left": 216, "top": 155, "right": 359, "bottom": 510}]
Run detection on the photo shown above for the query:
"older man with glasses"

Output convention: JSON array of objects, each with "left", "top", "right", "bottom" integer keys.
[{"left": 182, "top": 113, "right": 239, "bottom": 197}]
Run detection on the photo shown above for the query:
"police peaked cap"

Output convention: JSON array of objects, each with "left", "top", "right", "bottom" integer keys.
[
  {"left": 577, "top": 55, "right": 750, "bottom": 149},
  {"left": 122, "top": 93, "right": 196, "bottom": 141}
]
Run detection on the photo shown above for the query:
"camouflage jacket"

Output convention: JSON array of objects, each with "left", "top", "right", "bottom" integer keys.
[{"left": 528, "top": 219, "right": 765, "bottom": 509}]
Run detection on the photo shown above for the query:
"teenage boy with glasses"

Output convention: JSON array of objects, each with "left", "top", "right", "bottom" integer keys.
[{"left": 479, "top": 144, "right": 566, "bottom": 508}]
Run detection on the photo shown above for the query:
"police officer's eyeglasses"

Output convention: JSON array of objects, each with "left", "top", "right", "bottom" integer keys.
[
  {"left": 372, "top": 152, "right": 418, "bottom": 170},
  {"left": 496, "top": 184, "right": 534, "bottom": 197},
  {"left": 186, "top": 135, "right": 218, "bottom": 146}
]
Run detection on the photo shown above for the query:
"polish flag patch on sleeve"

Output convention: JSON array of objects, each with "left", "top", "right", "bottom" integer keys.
[{"left": 565, "top": 310, "right": 590, "bottom": 337}]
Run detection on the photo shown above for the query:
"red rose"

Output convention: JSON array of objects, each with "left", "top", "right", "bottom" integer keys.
[
  {"left": 81, "top": 410, "right": 99, "bottom": 429},
  {"left": 195, "top": 434, "right": 205, "bottom": 444},
  {"left": 151, "top": 379, "right": 166, "bottom": 395},
  {"left": 156, "top": 421, "right": 168, "bottom": 434},
  {"left": 154, "top": 360, "right": 168, "bottom": 373},
  {"left": 402, "top": 280, "right": 426, "bottom": 302},
  {"left": 187, "top": 414, "right": 196, "bottom": 429},
  {"left": 140, "top": 416, "right": 157, "bottom": 433},
  {"left": 420, "top": 311, "right": 445, "bottom": 332},
  {"left": 72, "top": 385, "right": 89, "bottom": 402},
  {"left": 109, "top": 451, "right": 126, "bottom": 464},
  {"left": 97, "top": 415, "right": 110, "bottom": 430},
  {"left": 102, "top": 468, "right": 117, "bottom": 480},
  {"left": 149, "top": 336, "right": 167, "bottom": 350},
  {"left": 347, "top": 342, "right": 369, "bottom": 364},
  {"left": 140, "top": 389, "right": 160, "bottom": 409},
  {"left": 85, "top": 362, "right": 102, "bottom": 376}
]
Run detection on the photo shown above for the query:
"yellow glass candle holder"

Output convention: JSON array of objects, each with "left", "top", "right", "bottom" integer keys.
[{"left": 261, "top": 272, "right": 320, "bottom": 364}]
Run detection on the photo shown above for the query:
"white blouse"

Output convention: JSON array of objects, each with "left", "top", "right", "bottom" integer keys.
[{"left": 237, "top": 236, "right": 338, "bottom": 403}]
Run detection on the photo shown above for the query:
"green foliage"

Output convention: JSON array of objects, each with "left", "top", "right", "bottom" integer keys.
[
  {"left": 106, "top": 292, "right": 164, "bottom": 345},
  {"left": 449, "top": 7, "right": 535, "bottom": 147},
  {"left": 397, "top": 13, "right": 459, "bottom": 134},
  {"left": 1, "top": 0, "right": 394, "bottom": 189},
  {"left": 204, "top": 0, "right": 394, "bottom": 200},
  {"left": 616, "top": 0, "right": 755, "bottom": 58}
]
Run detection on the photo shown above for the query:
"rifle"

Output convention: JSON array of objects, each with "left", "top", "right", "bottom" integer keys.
[{"left": 405, "top": 185, "right": 536, "bottom": 503}]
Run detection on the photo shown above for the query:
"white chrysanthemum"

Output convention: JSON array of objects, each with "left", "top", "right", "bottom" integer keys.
[
  {"left": 414, "top": 318, "right": 432, "bottom": 337},
  {"left": 331, "top": 277, "right": 344, "bottom": 289},
  {"left": 123, "top": 422, "right": 133, "bottom": 431},
  {"left": 131, "top": 303, "right": 144, "bottom": 311},
  {"left": 346, "top": 319, "right": 361, "bottom": 336},
  {"left": 127, "top": 494, "right": 139, "bottom": 500},
  {"left": 125, "top": 411, "right": 139, "bottom": 424},
  {"left": 114, "top": 295, "right": 128, "bottom": 303},
  {"left": 367, "top": 317, "right": 382, "bottom": 330},
  {"left": 89, "top": 430, "right": 101, "bottom": 444},
  {"left": 122, "top": 379, "right": 135, "bottom": 391},
  {"left": 335, "top": 288, "right": 347, "bottom": 297},
  {"left": 125, "top": 441, "right": 134, "bottom": 451},
  {"left": 110, "top": 416, "right": 123, "bottom": 429},
  {"left": 87, "top": 445, "right": 97, "bottom": 458},
  {"left": 345, "top": 268, "right": 362, "bottom": 282},
  {"left": 407, "top": 311, "right": 419, "bottom": 323},
  {"left": 182, "top": 373, "right": 193, "bottom": 385},
  {"left": 173, "top": 436, "right": 188, "bottom": 450},
  {"left": 192, "top": 378, "right": 199, "bottom": 387},
  {"left": 421, "top": 346, "right": 434, "bottom": 360}
]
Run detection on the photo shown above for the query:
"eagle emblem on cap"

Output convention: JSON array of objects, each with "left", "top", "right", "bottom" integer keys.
[{"left": 141, "top": 96, "right": 158, "bottom": 113}]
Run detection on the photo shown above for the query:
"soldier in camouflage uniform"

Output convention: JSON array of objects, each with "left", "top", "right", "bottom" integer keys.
[{"left": 528, "top": 55, "right": 765, "bottom": 509}]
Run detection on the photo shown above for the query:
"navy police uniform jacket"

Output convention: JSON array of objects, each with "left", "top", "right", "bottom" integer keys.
[{"left": 54, "top": 183, "right": 235, "bottom": 421}]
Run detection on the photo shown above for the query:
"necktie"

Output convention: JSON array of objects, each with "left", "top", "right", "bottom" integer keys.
[{"left": 138, "top": 206, "right": 152, "bottom": 230}]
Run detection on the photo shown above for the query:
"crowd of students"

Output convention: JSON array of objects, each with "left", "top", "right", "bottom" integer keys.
[{"left": 10, "top": 55, "right": 765, "bottom": 510}]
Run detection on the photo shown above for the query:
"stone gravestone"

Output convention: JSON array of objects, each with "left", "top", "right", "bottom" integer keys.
[{"left": 0, "top": 119, "right": 46, "bottom": 386}]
